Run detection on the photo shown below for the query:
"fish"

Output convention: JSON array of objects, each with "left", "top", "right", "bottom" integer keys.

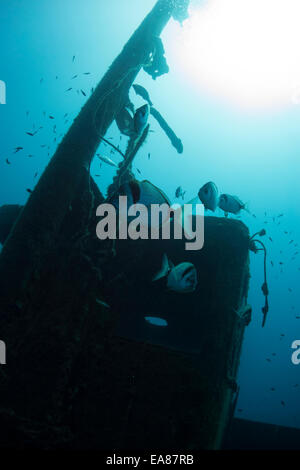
[
  {"left": 112, "top": 180, "right": 170, "bottom": 207},
  {"left": 5, "top": 159, "right": 10, "bottom": 164},
  {"left": 175, "top": 186, "right": 186, "bottom": 200},
  {"left": 72, "top": 74, "right": 78, "bottom": 79},
  {"left": 14, "top": 147, "right": 23, "bottom": 153},
  {"left": 134, "top": 104, "right": 149, "bottom": 135},
  {"left": 66, "top": 87, "right": 72, "bottom": 92},
  {"left": 132, "top": 84, "right": 153, "bottom": 106},
  {"left": 109, "top": 180, "right": 171, "bottom": 231},
  {"left": 49, "top": 115, "right": 54, "bottom": 119},
  {"left": 198, "top": 182, "right": 219, "bottom": 211},
  {"left": 81, "top": 89, "right": 86, "bottom": 96},
  {"left": 26, "top": 188, "right": 33, "bottom": 193},
  {"left": 115, "top": 107, "right": 134, "bottom": 136},
  {"left": 72, "top": 55, "right": 75, "bottom": 62},
  {"left": 234, "top": 303, "right": 252, "bottom": 324},
  {"left": 26, "top": 132, "right": 35, "bottom": 136},
  {"left": 152, "top": 253, "right": 197, "bottom": 294},
  {"left": 83, "top": 72, "right": 91, "bottom": 75},
  {"left": 104, "top": 180, "right": 172, "bottom": 242},
  {"left": 96, "top": 154, "right": 118, "bottom": 168},
  {"left": 148, "top": 153, "right": 150, "bottom": 160},
  {"left": 219, "top": 194, "right": 248, "bottom": 215},
  {"left": 145, "top": 316, "right": 167, "bottom": 327},
  {"left": 96, "top": 298, "right": 110, "bottom": 309}
]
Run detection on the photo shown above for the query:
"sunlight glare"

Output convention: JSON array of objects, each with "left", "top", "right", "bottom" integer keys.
[{"left": 175, "top": 0, "right": 300, "bottom": 109}]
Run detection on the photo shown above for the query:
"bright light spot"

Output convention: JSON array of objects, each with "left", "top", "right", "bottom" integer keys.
[{"left": 174, "top": 0, "right": 300, "bottom": 109}]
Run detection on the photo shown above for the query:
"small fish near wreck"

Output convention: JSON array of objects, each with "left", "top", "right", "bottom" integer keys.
[
  {"left": 133, "top": 83, "right": 153, "bottom": 106},
  {"left": 198, "top": 182, "right": 219, "bottom": 212},
  {"left": 219, "top": 194, "right": 248, "bottom": 216},
  {"left": 175, "top": 186, "right": 186, "bottom": 200},
  {"left": 109, "top": 179, "right": 171, "bottom": 210},
  {"left": 153, "top": 253, "right": 198, "bottom": 293},
  {"left": 134, "top": 104, "right": 149, "bottom": 135},
  {"left": 97, "top": 154, "right": 118, "bottom": 168}
]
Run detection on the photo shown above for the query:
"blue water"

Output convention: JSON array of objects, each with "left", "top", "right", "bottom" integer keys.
[{"left": 1, "top": 0, "right": 300, "bottom": 429}]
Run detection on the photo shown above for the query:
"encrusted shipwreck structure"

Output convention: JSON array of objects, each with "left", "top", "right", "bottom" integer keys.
[{"left": 0, "top": 0, "right": 251, "bottom": 449}]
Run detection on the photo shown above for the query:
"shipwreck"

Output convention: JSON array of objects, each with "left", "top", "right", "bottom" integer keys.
[{"left": 0, "top": 0, "right": 258, "bottom": 449}]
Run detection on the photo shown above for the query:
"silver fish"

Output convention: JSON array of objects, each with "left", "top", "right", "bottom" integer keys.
[
  {"left": 96, "top": 298, "right": 110, "bottom": 309},
  {"left": 115, "top": 107, "right": 134, "bottom": 136},
  {"left": 219, "top": 194, "right": 247, "bottom": 215},
  {"left": 132, "top": 84, "right": 153, "bottom": 106},
  {"left": 108, "top": 180, "right": 171, "bottom": 231},
  {"left": 134, "top": 104, "right": 149, "bottom": 135},
  {"left": 198, "top": 182, "right": 219, "bottom": 211},
  {"left": 153, "top": 253, "right": 197, "bottom": 294},
  {"left": 97, "top": 154, "right": 118, "bottom": 168},
  {"left": 111, "top": 179, "right": 170, "bottom": 208}
]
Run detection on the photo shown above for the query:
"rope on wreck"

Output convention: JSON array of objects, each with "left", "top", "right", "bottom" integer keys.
[{"left": 249, "top": 230, "right": 269, "bottom": 327}]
